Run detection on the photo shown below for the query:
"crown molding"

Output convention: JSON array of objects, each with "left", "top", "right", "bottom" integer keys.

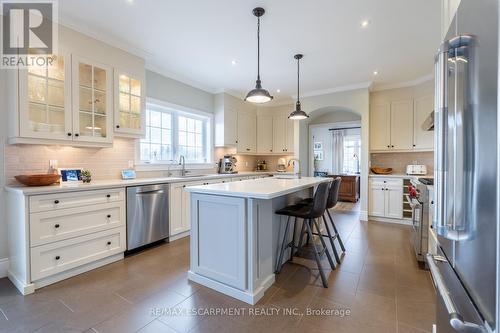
[
  {"left": 371, "top": 73, "right": 434, "bottom": 92},
  {"left": 297, "top": 81, "right": 373, "bottom": 99}
]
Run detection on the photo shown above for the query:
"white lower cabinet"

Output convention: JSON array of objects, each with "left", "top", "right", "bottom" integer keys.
[
  {"left": 31, "top": 227, "right": 126, "bottom": 281},
  {"left": 169, "top": 175, "right": 271, "bottom": 238},
  {"left": 369, "top": 178, "right": 403, "bottom": 219},
  {"left": 6, "top": 188, "right": 126, "bottom": 294}
]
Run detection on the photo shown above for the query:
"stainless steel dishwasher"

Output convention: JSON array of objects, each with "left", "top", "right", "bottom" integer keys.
[{"left": 126, "top": 184, "right": 169, "bottom": 250}]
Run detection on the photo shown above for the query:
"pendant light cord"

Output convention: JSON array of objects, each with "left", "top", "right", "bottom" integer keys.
[
  {"left": 297, "top": 57, "right": 300, "bottom": 103},
  {"left": 257, "top": 16, "right": 261, "bottom": 81}
]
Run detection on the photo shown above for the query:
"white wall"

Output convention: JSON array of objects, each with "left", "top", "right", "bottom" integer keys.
[
  {"left": 298, "top": 88, "right": 370, "bottom": 220},
  {"left": 146, "top": 70, "right": 214, "bottom": 113}
]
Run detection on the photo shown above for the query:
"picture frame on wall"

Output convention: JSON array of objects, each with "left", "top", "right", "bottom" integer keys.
[
  {"left": 314, "top": 151, "right": 324, "bottom": 161},
  {"left": 313, "top": 142, "right": 323, "bottom": 150}
]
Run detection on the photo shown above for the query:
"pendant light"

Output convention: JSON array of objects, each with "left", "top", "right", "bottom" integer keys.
[
  {"left": 245, "top": 7, "right": 273, "bottom": 104},
  {"left": 288, "top": 54, "right": 309, "bottom": 120}
]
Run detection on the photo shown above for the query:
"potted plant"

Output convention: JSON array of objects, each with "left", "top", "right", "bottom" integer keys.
[{"left": 81, "top": 170, "right": 92, "bottom": 183}]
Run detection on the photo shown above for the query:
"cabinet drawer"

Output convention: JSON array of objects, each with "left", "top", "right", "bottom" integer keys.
[
  {"left": 30, "top": 227, "right": 125, "bottom": 281},
  {"left": 30, "top": 202, "right": 125, "bottom": 246},
  {"left": 30, "top": 188, "right": 124, "bottom": 213}
]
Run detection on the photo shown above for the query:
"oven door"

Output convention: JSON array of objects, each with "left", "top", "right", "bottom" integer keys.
[{"left": 407, "top": 195, "right": 423, "bottom": 258}]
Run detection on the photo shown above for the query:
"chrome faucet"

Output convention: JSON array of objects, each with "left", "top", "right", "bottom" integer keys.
[
  {"left": 179, "top": 155, "right": 189, "bottom": 176},
  {"left": 287, "top": 158, "right": 301, "bottom": 178}
]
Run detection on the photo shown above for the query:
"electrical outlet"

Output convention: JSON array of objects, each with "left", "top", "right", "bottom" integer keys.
[
  {"left": 49, "top": 160, "right": 58, "bottom": 169},
  {"left": 128, "top": 160, "right": 134, "bottom": 169}
]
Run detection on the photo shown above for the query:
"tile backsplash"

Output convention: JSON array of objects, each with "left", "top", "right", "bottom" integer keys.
[
  {"left": 4, "top": 138, "right": 137, "bottom": 184},
  {"left": 4, "top": 141, "right": 296, "bottom": 185},
  {"left": 370, "top": 151, "right": 434, "bottom": 174}
]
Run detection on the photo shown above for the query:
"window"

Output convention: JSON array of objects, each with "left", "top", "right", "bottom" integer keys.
[
  {"left": 139, "top": 102, "right": 211, "bottom": 164},
  {"left": 343, "top": 134, "right": 361, "bottom": 174}
]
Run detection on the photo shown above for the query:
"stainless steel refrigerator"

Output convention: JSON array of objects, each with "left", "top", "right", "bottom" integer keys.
[{"left": 427, "top": 0, "right": 499, "bottom": 332}]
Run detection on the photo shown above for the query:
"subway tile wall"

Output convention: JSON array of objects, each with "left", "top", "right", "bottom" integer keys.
[
  {"left": 4, "top": 141, "right": 296, "bottom": 185},
  {"left": 370, "top": 151, "right": 434, "bottom": 174}
]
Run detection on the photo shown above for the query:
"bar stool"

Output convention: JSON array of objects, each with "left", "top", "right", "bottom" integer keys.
[
  {"left": 297, "top": 177, "right": 346, "bottom": 264},
  {"left": 275, "top": 181, "right": 334, "bottom": 288}
]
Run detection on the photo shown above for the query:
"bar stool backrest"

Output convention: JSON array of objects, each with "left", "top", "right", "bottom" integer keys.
[
  {"left": 309, "top": 181, "right": 331, "bottom": 218},
  {"left": 326, "top": 177, "right": 342, "bottom": 209}
]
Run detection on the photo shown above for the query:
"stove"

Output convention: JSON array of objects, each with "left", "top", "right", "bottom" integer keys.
[{"left": 417, "top": 178, "right": 434, "bottom": 186}]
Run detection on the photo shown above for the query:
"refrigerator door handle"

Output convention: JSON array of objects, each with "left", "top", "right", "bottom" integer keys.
[
  {"left": 434, "top": 47, "right": 448, "bottom": 237},
  {"left": 426, "top": 254, "right": 487, "bottom": 333}
]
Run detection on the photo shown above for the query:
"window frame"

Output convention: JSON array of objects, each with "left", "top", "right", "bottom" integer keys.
[{"left": 136, "top": 98, "right": 214, "bottom": 170}]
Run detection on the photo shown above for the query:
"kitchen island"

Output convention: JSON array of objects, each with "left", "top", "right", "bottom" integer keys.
[{"left": 185, "top": 177, "right": 330, "bottom": 304}]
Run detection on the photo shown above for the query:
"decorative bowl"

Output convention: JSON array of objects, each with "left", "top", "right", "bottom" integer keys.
[
  {"left": 370, "top": 167, "right": 393, "bottom": 175},
  {"left": 15, "top": 174, "right": 61, "bottom": 186}
]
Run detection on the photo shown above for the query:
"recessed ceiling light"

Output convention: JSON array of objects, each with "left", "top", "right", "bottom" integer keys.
[
  {"left": 373, "top": 70, "right": 379, "bottom": 75},
  {"left": 276, "top": 89, "right": 281, "bottom": 93},
  {"left": 231, "top": 60, "right": 237, "bottom": 66},
  {"left": 361, "top": 20, "right": 370, "bottom": 28}
]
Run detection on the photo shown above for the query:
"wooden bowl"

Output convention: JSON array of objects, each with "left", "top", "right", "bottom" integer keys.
[
  {"left": 15, "top": 174, "right": 61, "bottom": 186},
  {"left": 370, "top": 167, "right": 393, "bottom": 175}
]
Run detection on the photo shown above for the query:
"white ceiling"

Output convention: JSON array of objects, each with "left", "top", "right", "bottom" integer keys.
[{"left": 59, "top": 0, "right": 441, "bottom": 103}]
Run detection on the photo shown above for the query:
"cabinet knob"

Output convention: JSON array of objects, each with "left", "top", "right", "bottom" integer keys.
[
  {"left": 413, "top": 144, "right": 416, "bottom": 147},
  {"left": 387, "top": 145, "right": 390, "bottom": 148},
  {"left": 106, "top": 194, "right": 111, "bottom": 198},
  {"left": 246, "top": 148, "right": 250, "bottom": 151},
  {"left": 107, "top": 214, "right": 111, "bottom": 218},
  {"left": 391, "top": 145, "right": 394, "bottom": 148},
  {"left": 54, "top": 200, "right": 60, "bottom": 204},
  {"left": 431, "top": 200, "right": 434, "bottom": 205},
  {"left": 67, "top": 133, "right": 72, "bottom": 137},
  {"left": 107, "top": 241, "right": 111, "bottom": 245},
  {"left": 55, "top": 256, "right": 60, "bottom": 260},
  {"left": 236, "top": 140, "right": 238, "bottom": 144},
  {"left": 54, "top": 224, "right": 60, "bottom": 228},
  {"left": 116, "top": 125, "right": 120, "bottom": 129},
  {"left": 74, "top": 133, "right": 80, "bottom": 137},
  {"left": 270, "top": 149, "right": 272, "bottom": 152}
]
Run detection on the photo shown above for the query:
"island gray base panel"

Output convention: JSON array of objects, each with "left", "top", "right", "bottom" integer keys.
[{"left": 189, "top": 190, "right": 311, "bottom": 304}]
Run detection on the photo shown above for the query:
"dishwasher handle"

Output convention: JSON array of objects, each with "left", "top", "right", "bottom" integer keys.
[{"left": 136, "top": 189, "right": 165, "bottom": 195}]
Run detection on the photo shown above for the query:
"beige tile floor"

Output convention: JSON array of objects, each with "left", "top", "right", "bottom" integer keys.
[{"left": 0, "top": 206, "right": 436, "bottom": 333}]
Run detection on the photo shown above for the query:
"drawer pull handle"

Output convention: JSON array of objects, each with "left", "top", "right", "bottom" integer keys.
[
  {"left": 106, "top": 194, "right": 111, "bottom": 198},
  {"left": 54, "top": 224, "right": 60, "bottom": 228},
  {"left": 54, "top": 200, "right": 60, "bottom": 204},
  {"left": 107, "top": 214, "right": 111, "bottom": 218},
  {"left": 55, "top": 256, "right": 60, "bottom": 260},
  {"left": 107, "top": 241, "right": 111, "bottom": 245}
]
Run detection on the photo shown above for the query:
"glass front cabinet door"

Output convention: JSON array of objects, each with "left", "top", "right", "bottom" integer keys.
[
  {"left": 18, "top": 51, "right": 72, "bottom": 141},
  {"left": 72, "top": 55, "right": 113, "bottom": 144},
  {"left": 114, "top": 71, "right": 145, "bottom": 137}
]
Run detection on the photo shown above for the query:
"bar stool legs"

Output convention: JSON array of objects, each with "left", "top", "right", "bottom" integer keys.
[
  {"left": 276, "top": 216, "right": 291, "bottom": 274},
  {"left": 326, "top": 209, "right": 346, "bottom": 252},
  {"left": 312, "top": 218, "right": 336, "bottom": 270},
  {"left": 321, "top": 215, "right": 341, "bottom": 265},
  {"left": 304, "top": 219, "right": 329, "bottom": 288}
]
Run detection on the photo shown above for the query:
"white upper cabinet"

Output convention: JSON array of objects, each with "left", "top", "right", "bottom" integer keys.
[
  {"left": 413, "top": 95, "right": 434, "bottom": 150},
  {"left": 114, "top": 71, "right": 145, "bottom": 138},
  {"left": 257, "top": 114, "right": 274, "bottom": 154},
  {"left": 390, "top": 100, "right": 413, "bottom": 150},
  {"left": 273, "top": 111, "right": 294, "bottom": 154},
  {"left": 214, "top": 94, "right": 238, "bottom": 147},
  {"left": 370, "top": 96, "right": 433, "bottom": 152},
  {"left": 72, "top": 55, "right": 113, "bottom": 144},
  {"left": 237, "top": 111, "right": 257, "bottom": 153},
  {"left": 369, "top": 103, "right": 391, "bottom": 151},
  {"left": 18, "top": 50, "right": 72, "bottom": 141}
]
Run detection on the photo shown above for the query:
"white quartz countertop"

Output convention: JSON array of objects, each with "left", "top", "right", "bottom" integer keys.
[
  {"left": 369, "top": 173, "right": 433, "bottom": 179},
  {"left": 5, "top": 172, "right": 272, "bottom": 195},
  {"left": 185, "top": 176, "right": 331, "bottom": 199}
]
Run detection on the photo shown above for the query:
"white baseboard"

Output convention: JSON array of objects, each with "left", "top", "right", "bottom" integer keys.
[
  {"left": 169, "top": 231, "right": 190, "bottom": 242},
  {"left": 0, "top": 258, "right": 9, "bottom": 278},
  {"left": 359, "top": 210, "right": 368, "bottom": 221},
  {"left": 369, "top": 216, "right": 412, "bottom": 226}
]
